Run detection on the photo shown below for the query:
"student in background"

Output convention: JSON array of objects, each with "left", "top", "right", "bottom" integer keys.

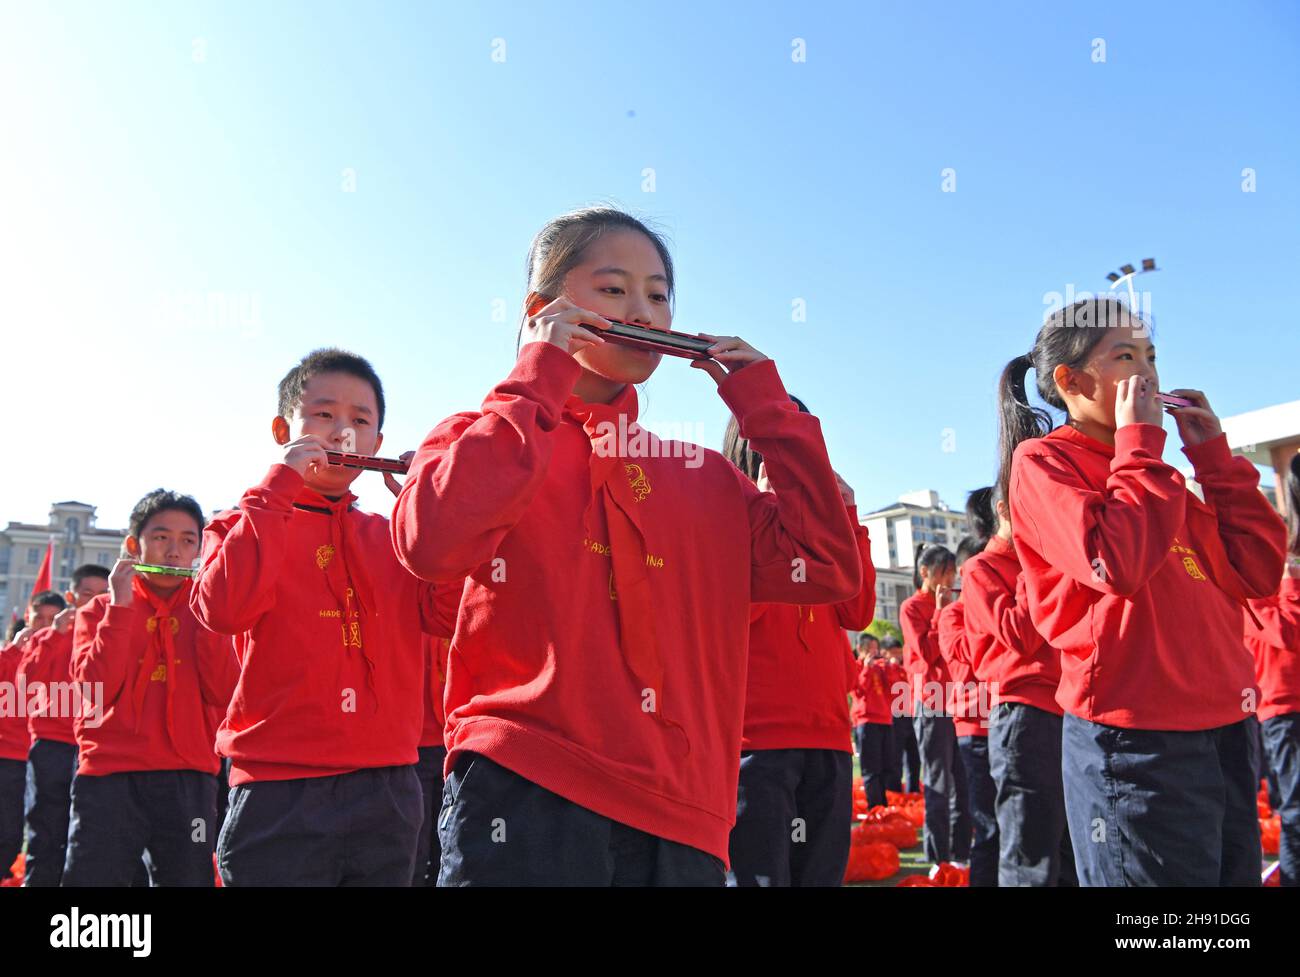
[
  {"left": 901, "top": 544, "right": 969, "bottom": 865},
  {"left": 724, "top": 402, "right": 874, "bottom": 886},
  {"left": 852, "top": 634, "right": 895, "bottom": 809},
  {"left": 1, "top": 595, "right": 67, "bottom": 882},
  {"left": 64, "top": 491, "right": 238, "bottom": 885},
  {"left": 19, "top": 565, "right": 110, "bottom": 886},
  {"left": 938, "top": 534, "right": 998, "bottom": 886},
  {"left": 882, "top": 636, "right": 919, "bottom": 793},
  {"left": 962, "top": 484, "right": 1075, "bottom": 886},
  {"left": 1248, "top": 454, "right": 1300, "bottom": 886}
]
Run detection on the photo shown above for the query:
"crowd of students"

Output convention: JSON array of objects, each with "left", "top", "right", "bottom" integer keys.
[{"left": 0, "top": 206, "right": 1297, "bottom": 887}]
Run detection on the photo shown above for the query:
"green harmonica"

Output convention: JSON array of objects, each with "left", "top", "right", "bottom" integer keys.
[{"left": 132, "top": 564, "right": 196, "bottom": 577}]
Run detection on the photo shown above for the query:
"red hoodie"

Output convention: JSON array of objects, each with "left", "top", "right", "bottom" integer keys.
[
  {"left": 960, "top": 535, "right": 1063, "bottom": 716},
  {"left": 0, "top": 641, "right": 34, "bottom": 761},
  {"left": 851, "top": 657, "right": 895, "bottom": 726},
  {"left": 420, "top": 635, "right": 451, "bottom": 749},
  {"left": 937, "top": 601, "right": 988, "bottom": 737},
  {"left": 1010, "top": 425, "right": 1286, "bottom": 731},
  {"left": 900, "top": 590, "right": 951, "bottom": 715},
  {"left": 1247, "top": 576, "right": 1300, "bottom": 722},
  {"left": 391, "top": 343, "right": 860, "bottom": 864},
  {"left": 192, "top": 466, "right": 445, "bottom": 785},
  {"left": 21, "top": 626, "right": 78, "bottom": 745},
  {"left": 743, "top": 510, "right": 874, "bottom": 752},
  {"left": 70, "top": 580, "right": 238, "bottom": 776}
]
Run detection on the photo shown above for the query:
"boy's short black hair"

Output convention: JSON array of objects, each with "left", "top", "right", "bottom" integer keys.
[
  {"left": 277, "top": 348, "right": 386, "bottom": 430},
  {"left": 128, "top": 489, "right": 205, "bottom": 539},
  {"left": 71, "top": 564, "right": 111, "bottom": 588},
  {"left": 881, "top": 635, "right": 903, "bottom": 650},
  {"left": 30, "top": 590, "right": 67, "bottom": 612}
]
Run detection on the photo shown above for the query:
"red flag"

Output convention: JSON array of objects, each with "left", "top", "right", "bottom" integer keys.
[{"left": 30, "top": 538, "right": 54, "bottom": 600}]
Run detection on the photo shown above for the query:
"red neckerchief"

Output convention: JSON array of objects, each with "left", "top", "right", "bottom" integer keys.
[
  {"left": 293, "top": 485, "right": 382, "bottom": 709},
  {"left": 563, "top": 385, "right": 688, "bottom": 756},
  {"left": 130, "top": 576, "right": 190, "bottom": 748}
]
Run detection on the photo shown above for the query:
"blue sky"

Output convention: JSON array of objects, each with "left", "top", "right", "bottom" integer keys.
[{"left": 2, "top": 0, "right": 1296, "bottom": 534}]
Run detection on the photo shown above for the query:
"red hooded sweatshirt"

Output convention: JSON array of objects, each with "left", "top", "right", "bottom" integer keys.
[
  {"left": 391, "top": 342, "right": 860, "bottom": 864},
  {"left": 900, "top": 590, "right": 951, "bottom": 716},
  {"left": 743, "top": 510, "right": 874, "bottom": 752},
  {"left": 70, "top": 580, "right": 238, "bottom": 776},
  {"left": 1010, "top": 425, "right": 1286, "bottom": 731},
  {"left": 937, "top": 601, "right": 988, "bottom": 737},
  {"left": 851, "top": 657, "right": 895, "bottom": 726},
  {"left": 1246, "top": 576, "right": 1300, "bottom": 722},
  {"left": 191, "top": 466, "right": 445, "bottom": 785},
  {"left": 0, "top": 640, "right": 34, "bottom": 761},
  {"left": 21, "top": 626, "right": 78, "bottom": 745},
  {"left": 960, "top": 535, "right": 1063, "bottom": 716},
  {"left": 420, "top": 635, "right": 451, "bottom": 749}
]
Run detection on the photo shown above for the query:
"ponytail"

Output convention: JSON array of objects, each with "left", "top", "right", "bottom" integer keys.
[
  {"left": 965, "top": 486, "right": 995, "bottom": 544},
  {"left": 996, "top": 354, "right": 1053, "bottom": 506},
  {"left": 912, "top": 543, "right": 926, "bottom": 591}
]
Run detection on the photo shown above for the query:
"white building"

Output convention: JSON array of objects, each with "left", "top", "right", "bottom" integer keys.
[
  {"left": 861, "top": 490, "right": 971, "bottom": 627},
  {"left": 0, "top": 502, "right": 128, "bottom": 628}
]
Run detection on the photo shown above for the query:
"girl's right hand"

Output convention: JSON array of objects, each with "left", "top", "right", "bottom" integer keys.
[
  {"left": 1115, "top": 375, "right": 1163, "bottom": 430},
  {"left": 521, "top": 297, "right": 608, "bottom": 358}
]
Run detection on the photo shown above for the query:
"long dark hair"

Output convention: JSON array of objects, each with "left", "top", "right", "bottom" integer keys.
[
  {"left": 723, "top": 395, "right": 809, "bottom": 483},
  {"left": 913, "top": 543, "right": 955, "bottom": 592},
  {"left": 996, "top": 296, "right": 1144, "bottom": 503},
  {"left": 1286, "top": 452, "right": 1300, "bottom": 557},
  {"left": 965, "top": 486, "right": 995, "bottom": 544}
]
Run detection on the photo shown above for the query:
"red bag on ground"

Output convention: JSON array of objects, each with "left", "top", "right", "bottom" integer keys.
[
  {"left": 1, "top": 852, "right": 24, "bottom": 887},
  {"left": 844, "top": 841, "right": 900, "bottom": 882},
  {"left": 1261, "top": 816, "right": 1280, "bottom": 856},
  {"left": 896, "top": 874, "right": 935, "bottom": 886},
  {"left": 929, "top": 862, "right": 970, "bottom": 886}
]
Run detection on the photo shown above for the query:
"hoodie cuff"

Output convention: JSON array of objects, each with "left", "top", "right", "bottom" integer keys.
[
  {"left": 716, "top": 358, "right": 789, "bottom": 424},
  {"left": 1113, "top": 423, "right": 1167, "bottom": 466},
  {"left": 244, "top": 464, "right": 306, "bottom": 513},
  {"left": 1181, "top": 432, "right": 1234, "bottom": 477}
]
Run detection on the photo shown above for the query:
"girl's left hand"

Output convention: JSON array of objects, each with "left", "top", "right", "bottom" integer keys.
[
  {"left": 690, "top": 334, "right": 769, "bottom": 386},
  {"left": 1166, "top": 388, "right": 1223, "bottom": 448}
]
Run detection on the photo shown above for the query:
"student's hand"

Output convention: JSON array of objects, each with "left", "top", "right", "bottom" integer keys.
[
  {"left": 109, "top": 558, "right": 137, "bottom": 608},
  {"left": 52, "top": 606, "right": 77, "bottom": 634},
  {"left": 690, "top": 335, "right": 768, "bottom": 386},
  {"left": 1165, "top": 389, "right": 1223, "bottom": 448},
  {"left": 12, "top": 627, "right": 34, "bottom": 650},
  {"left": 383, "top": 451, "right": 416, "bottom": 498},
  {"left": 755, "top": 461, "right": 772, "bottom": 493},
  {"left": 521, "top": 298, "right": 608, "bottom": 358},
  {"left": 1285, "top": 560, "right": 1300, "bottom": 581},
  {"left": 935, "top": 584, "right": 956, "bottom": 609},
  {"left": 835, "top": 471, "right": 855, "bottom": 507},
  {"left": 282, "top": 434, "right": 331, "bottom": 479},
  {"left": 1115, "top": 375, "right": 1163, "bottom": 430}
]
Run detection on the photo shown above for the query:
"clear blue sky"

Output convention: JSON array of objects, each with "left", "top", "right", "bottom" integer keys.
[{"left": 2, "top": 0, "right": 1296, "bottom": 534}]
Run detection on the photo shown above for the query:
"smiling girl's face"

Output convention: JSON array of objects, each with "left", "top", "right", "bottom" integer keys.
[
  {"left": 563, "top": 230, "right": 672, "bottom": 385},
  {"left": 1053, "top": 320, "right": 1159, "bottom": 433}
]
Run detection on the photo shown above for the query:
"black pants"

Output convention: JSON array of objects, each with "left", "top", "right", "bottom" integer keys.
[
  {"left": 23, "top": 739, "right": 78, "bottom": 886},
  {"left": 439, "top": 752, "right": 724, "bottom": 886},
  {"left": 728, "top": 748, "right": 852, "bottom": 887},
  {"left": 413, "top": 745, "right": 447, "bottom": 886},
  {"left": 957, "top": 734, "right": 999, "bottom": 887},
  {"left": 1261, "top": 712, "right": 1300, "bottom": 886},
  {"left": 1063, "top": 713, "right": 1260, "bottom": 886},
  {"left": 213, "top": 757, "right": 231, "bottom": 849},
  {"left": 0, "top": 758, "right": 25, "bottom": 881},
  {"left": 854, "top": 724, "right": 892, "bottom": 808},
  {"left": 914, "top": 713, "right": 970, "bottom": 863},
  {"left": 218, "top": 763, "right": 421, "bottom": 883},
  {"left": 987, "top": 702, "right": 1075, "bottom": 886},
  {"left": 218, "top": 765, "right": 422, "bottom": 886},
  {"left": 887, "top": 714, "right": 921, "bottom": 793},
  {"left": 63, "top": 769, "right": 218, "bottom": 886}
]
